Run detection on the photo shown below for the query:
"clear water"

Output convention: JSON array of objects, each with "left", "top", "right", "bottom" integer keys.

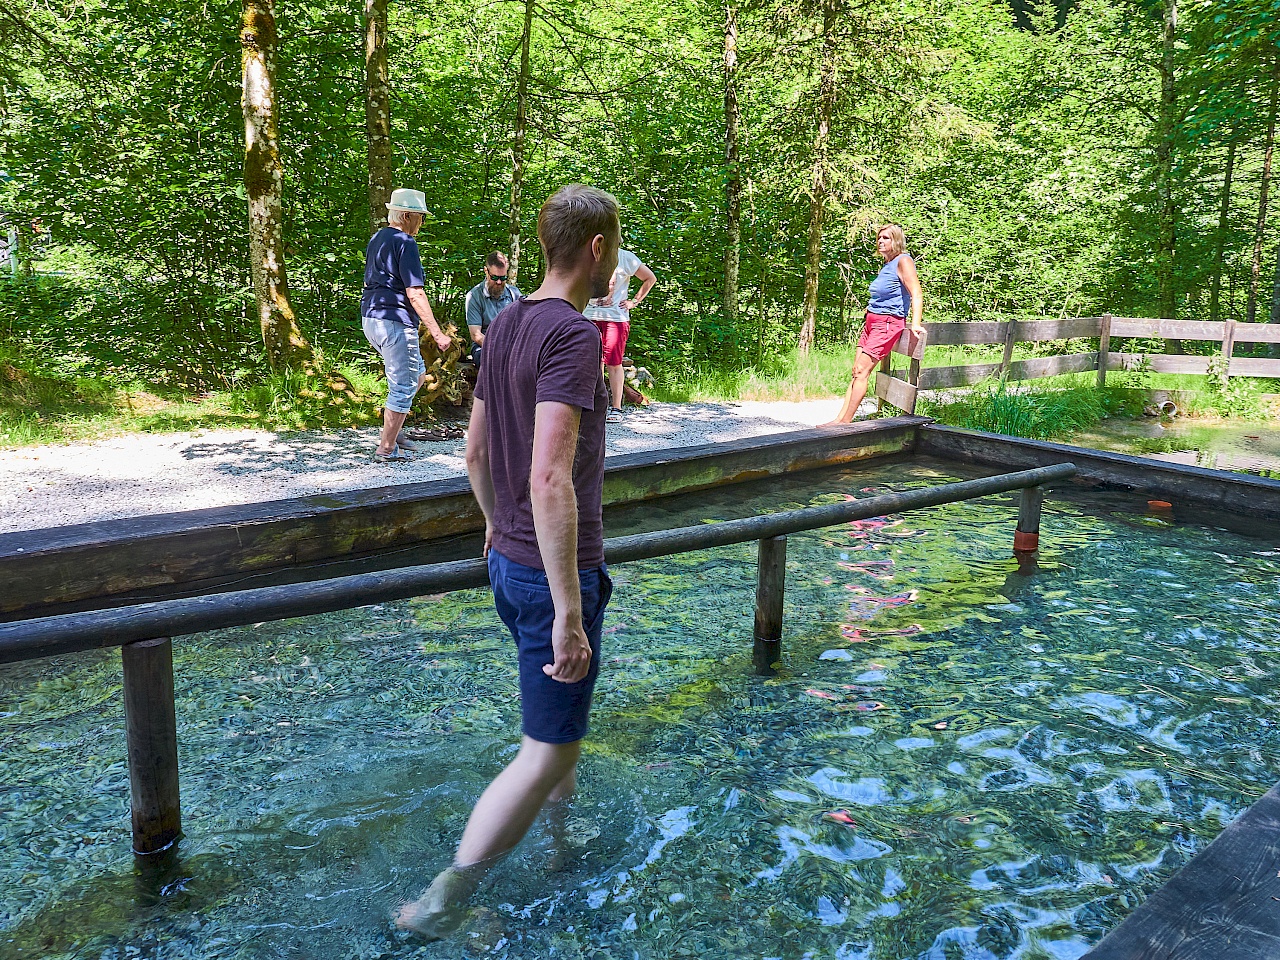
[
  {"left": 4, "top": 459, "right": 1280, "bottom": 959},
  {"left": 1073, "top": 418, "right": 1280, "bottom": 479}
]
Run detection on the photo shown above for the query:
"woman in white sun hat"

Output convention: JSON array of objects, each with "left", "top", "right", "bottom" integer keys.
[{"left": 361, "top": 188, "right": 453, "bottom": 461}]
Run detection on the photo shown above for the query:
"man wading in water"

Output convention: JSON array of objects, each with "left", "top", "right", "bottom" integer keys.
[{"left": 394, "top": 185, "right": 619, "bottom": 939}]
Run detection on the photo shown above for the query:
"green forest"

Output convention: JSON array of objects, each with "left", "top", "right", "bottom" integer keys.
[{"left": 0, "top": 0, "right": 1278, "bottom": 425}]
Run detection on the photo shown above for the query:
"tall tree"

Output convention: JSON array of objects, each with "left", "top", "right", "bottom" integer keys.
[
  {"left": 1247, "top": 54, "right": 1279, "bottom": 325},
  {"left": 1154, "top": 0, "right": 1179, "bottom": 336},
  {"left": 797, "top": 0, "right": 838, "bottom": 355},
  {"left": 364, "top": 0, "right": 392, "bottom": 235},
  {"left": 508, "top": 0, "right": 534, "bottom": 285},
  {"left": 241, "top": 0, "right": 313, "bottom": 369},
  {"left": 722, "top": 2, "right": 742, "bottom": 327},
  {"left": 1209, "top": 131, "right": 1238, "bottom": 324}
]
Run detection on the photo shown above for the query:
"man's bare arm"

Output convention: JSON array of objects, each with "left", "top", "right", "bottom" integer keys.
[
  {"left": 407, "top": 286, "right": 452, "bottom": 351},
  {"left": 465, "top": 398, "right": 496, "bottom": 555},
  {"left": 622, "top": 262, "right": 657, "bottom": 310},
  {"left": 530, "top": 400, "right": 590, "bottom": 683}
]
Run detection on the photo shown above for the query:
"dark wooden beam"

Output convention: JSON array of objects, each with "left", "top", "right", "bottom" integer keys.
[
  {"left": 1084, "top": 781, "right": 1280, "bottom": 959},
  {"left": 0, "top": 418, "right": 924, "bottom": 621}
]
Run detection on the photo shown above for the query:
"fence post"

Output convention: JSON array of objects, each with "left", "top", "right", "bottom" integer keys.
[
  {"left": 1097, "top": 313, "right": 1112, "bottom": 388},
  {"left": 1221, "top": 319, "right": 1237, "bottom": 383},
  {"left": 999, "top": 321, "right": 1017, "bottom": 380},
  {"left": 122, "top": 638, "right": 182, "bottom": 856},
  {"left": 753, "top": 536, "right": 786, "bottom": 675}
]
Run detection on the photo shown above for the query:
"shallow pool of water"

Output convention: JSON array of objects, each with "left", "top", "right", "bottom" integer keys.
[
  {"left": 1072, "top": 418, "right": 1280, "bottom": 478},
  {"left": 4, "top": 460, "right": 1280, "bottom": 959}
]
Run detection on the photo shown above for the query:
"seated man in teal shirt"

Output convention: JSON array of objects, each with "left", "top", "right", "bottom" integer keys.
[{"left": 463, "top": 250, "right": 522, "bottom": 367}]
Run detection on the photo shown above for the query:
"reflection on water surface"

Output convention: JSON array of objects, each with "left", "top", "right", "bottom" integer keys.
[{"left": 3, "top": 458, "right": 1280, "bottom": 959}]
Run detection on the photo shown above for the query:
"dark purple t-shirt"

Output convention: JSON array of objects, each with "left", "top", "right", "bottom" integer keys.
[{"left": 474, "top": 297, "right": 608, "bottom": 569}]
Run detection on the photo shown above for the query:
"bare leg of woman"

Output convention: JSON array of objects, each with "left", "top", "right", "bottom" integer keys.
[{"left": 823, "top": 351, "right": 879, "bottom": 425}]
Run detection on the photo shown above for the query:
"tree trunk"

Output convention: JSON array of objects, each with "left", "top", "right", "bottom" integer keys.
[
  {"left": 508, "top": 0, "right": 533, "bottom": 286},
  {"left": 1154, "top": 0, "right": 1179, "bottom": 349},
  {"left": 722, "top": 3, "right": 741, "bottom": 329},
  {"left": 241, "top": 0, "right": 312, "bottom": 370},
  {"left": 364, "top": 0, "right": 392, "bottom": 236},
  {"left": 798, "top": 0, "right": 838, "bottom": 355},
  {"left": 1209, "top": 133, "right": 1237, "bottom": 324},
  {"left": 1271, "top": 247, "right": 1280, "bottom": 325},
  {"left": 1247, "top": 55, "right": 1280, "bottom": 325}
]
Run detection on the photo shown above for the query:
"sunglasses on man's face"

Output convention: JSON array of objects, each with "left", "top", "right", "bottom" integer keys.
[{"left": 487, "top": 274, "right": 508, "bottom": 283}]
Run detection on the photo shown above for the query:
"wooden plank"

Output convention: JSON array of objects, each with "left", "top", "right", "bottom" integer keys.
[
  {"left": 0, "top": 420, "right": 927, "bottom": 621},
  {"left": 922, "top": 321, "right": 1008, "bottom": 346},
  {"left": 1110, "top": 318, "right": 1225, "bottom": 341},
  {"left": 1227, "top": 357, "right": 1280, "bottom": 378},
  {"left": 874, "top": 372, "right": 918, "bottom": 414},
  {"left": 918, "top": 424, "right": 1280, "bottom": 524},
  {"left": 1228, "top": 323, "right": 1280, "bottom": 344},
  {"left": 1006, "top": 352, "right": 1099, "bottom": 381},
  {"left": 918, "top": 361, "right": 1004, "bottom": 390},
  {"left": 890, "top": 326, "right": 926, "bottom": 360},
  {"left": 1083, "top": 780, "right": 1280, "bottom": 959},
  {"left": 1011, "top": 318, "right": 1104, "bottom": 341},
  {"left": 999, "top": 323, "right": 1016, "bottom": 378},
  {"left": 1108, "top": 353, "right": 1211, "bottom": 375}
]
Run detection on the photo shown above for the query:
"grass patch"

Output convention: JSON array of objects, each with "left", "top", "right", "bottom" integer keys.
[
  {"left": 0, "top": 344, "right": 384, "bottom": 448},
  {"left": 650, "top": 347, "right": 863, "bottom": 403},
  {"left": 920, "top": 379, "right": 1126, "bottom": 440}
]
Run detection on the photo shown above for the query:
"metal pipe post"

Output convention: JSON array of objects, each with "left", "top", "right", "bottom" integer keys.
[
  {"left": 122, "top": 638, "right": 181, "bottom": 856},
  {"left": 753, "top": 536, "right": 786, "bottom": 675}
]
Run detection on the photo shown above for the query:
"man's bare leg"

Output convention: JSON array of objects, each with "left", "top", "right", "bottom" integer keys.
[
  {"left": 823, "top": 351, "right": 878, "bottom": 425},
  {"left": 394, "top": 737, "right": 581, "bottom": 939},
  {"left": 379, "top": 408, "right": 409, "bottom": 454},
  {"left": 605, "top": 363, "right": 625, "bottom": 410},
  {"left": 545, "top": 766, "right": 578, "bottom": 872}
]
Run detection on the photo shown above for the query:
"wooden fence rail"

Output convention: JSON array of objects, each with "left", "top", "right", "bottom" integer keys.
[{"left": 912, "top": 316, "right": 1280, "bottom": 395}]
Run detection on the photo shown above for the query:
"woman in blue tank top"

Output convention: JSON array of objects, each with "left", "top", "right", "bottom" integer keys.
[{"left": 825, "top": 223, "right": 924, "bottom": 424}]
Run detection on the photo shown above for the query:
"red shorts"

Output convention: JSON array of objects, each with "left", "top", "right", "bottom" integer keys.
[
  {"left": 857, "top": 312, "right": 906, "bottom": 363},
  {"left": 595, "top": 320, "right": 629, "bottom": 367}
]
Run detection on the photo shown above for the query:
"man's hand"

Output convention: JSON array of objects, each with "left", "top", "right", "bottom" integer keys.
[
  {"left": 544, "top": 614, "right": 592, "bottom": 683},
  {"left": 432, "top": 329, "right": 452, "bottom": 352},
  {"left": 482, "top": 522, "right": 494, "bottom": 557},
  {"left": 620, "top": 299, "right": 637, "bottom": 311}
]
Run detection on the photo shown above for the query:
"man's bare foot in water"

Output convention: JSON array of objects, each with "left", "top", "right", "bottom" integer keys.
[{"left": 393, "top": 866, "right": 478, "bottom": 940}]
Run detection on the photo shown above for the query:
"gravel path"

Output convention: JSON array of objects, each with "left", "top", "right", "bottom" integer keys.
[{"left": 2, "top": 399, "right": 847, "bottom": 534}]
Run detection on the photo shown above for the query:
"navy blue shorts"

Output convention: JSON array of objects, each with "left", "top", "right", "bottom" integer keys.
[{"left": 488, "top": 549, "right": 613, "bottom": 744}]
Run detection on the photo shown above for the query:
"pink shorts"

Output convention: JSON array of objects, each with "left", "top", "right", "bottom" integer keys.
[
  {"left": 595, "top": 320, "right": 629, "bottom": 367},
  {"left": 857, "top": 312, "right": 906, "bottom": 363}
]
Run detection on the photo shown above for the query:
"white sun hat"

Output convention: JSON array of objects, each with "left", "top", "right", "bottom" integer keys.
[{"left": 387, "top": 188, "right": 430, "bottom": 214}]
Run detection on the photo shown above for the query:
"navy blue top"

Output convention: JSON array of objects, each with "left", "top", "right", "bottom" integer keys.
[
  {"left": 361, "top": 228, "right": 426, "bottom": 327},
  {"left": 867, "top": 254, "right": 912, "bottom": 319}
]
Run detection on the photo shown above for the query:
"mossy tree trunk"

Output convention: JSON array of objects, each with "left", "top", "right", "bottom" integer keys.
[
  {"left": 364, "top": 0, "right": 392, "bottom": 236},
  {"left": 722, "top": 2, "right": 741, "bottom": 329},
  {"left": 240, "top": 0, "right": 313, "bottom": 371},
  {"left": 798, "top": 0, "right": 837, "bottom": 355},
  {"left": 508, "top": 0, "right": 533, "bottom": 285}
]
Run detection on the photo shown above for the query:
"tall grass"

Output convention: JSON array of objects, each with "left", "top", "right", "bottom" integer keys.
[
  {"left": 919, "top": 380, "right": 1124, "bottom": 440},
  {"left": 651, "top": 347, "right": 863, "bottom": 403}
]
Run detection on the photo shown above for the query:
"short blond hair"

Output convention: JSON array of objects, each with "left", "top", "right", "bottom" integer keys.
[
  {"left": 877, "top": 223, "right": 906, "bottom": 258},
  {"left": 538, "top": 185, "right": 620, "bottom": 272}
]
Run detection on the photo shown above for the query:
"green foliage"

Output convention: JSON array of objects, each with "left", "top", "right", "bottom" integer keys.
[{"left": 921, "top": 378, "right": 1121, "bottom": 439}]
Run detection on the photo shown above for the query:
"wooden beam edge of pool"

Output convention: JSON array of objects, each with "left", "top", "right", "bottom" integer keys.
[
  {"left": 919, "top": 425, "right": 1280, "bottom": 521},
  {"left": 1082, "top": 779, "right": 1280, "bottom": 959},
  {"left": 0, "top": 417, "right": 926, "bottom": 620}
]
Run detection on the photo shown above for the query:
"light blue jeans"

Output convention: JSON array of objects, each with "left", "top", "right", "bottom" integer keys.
[{"left": 362, "top": 316, "right": 424, "bottom": 414}]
